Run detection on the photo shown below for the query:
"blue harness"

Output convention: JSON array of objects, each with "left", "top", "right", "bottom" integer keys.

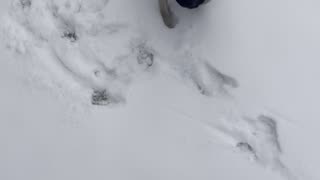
[{"left": 176, "top": 0, "right": 206, "bottom": 9}]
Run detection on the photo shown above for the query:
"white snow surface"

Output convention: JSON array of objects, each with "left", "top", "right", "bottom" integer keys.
[{"left": 0, "top": 0, "right": 319, "bottom": 180}]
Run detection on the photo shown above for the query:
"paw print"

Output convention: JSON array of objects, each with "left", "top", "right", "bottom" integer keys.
[
  {"left": 62, "top": 30, "right": 78, "bottom": 42},
  {"left": 136, "top": 44, "right": 154, "bottom": 68},
  {"left": 20, "top": 0, "right": 32, "bottom": 9},
  {"left": 187, "top": 60, "right": 238, "bottom": 96},
  {"left": 91, "top": 89, "right": 125, "bottom": 106},
  {"left": 130, "top": 40, "right": 155, "bottom": 69}
]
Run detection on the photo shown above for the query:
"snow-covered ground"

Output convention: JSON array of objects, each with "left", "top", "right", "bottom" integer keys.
[{"left": 0, "top": 0, "right": 319, "bottom": 180}]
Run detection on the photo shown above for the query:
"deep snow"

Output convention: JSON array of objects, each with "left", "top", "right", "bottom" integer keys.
[{"left": 0, "top": 0, "right": 319, "bottom": 180}]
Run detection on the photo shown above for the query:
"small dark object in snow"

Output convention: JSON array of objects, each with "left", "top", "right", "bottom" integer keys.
[
  {"left": 20, "top": 0, "right": 32, "bottom": 8},
  {"left": 92, "top": 90, "right": 109, "bottom": 106},
  {"left": 237, "top": 142, "right": 255, "bottom": 153},
  {"left": 137, "top": 47, "right": 154, "bottom": 68},
  {"left": 63, "top": 31, "right": 78, "bottom": 42}
]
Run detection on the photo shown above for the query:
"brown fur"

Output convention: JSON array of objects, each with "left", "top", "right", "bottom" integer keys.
[{"left": 159, "top": 0, "right": 176, "bottom": 28}]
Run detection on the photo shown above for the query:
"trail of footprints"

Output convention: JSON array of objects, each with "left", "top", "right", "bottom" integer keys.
[
  {"left": 2, "top": 1, "right": 295, "bottom": 179},
  {"left": 7, "top": 0, "right": 237, "bottom": 105}
]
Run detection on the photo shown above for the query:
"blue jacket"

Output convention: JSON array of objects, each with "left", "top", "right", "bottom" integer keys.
[{"left": 176, "top": 0, "right": 206, "bottom": 9}]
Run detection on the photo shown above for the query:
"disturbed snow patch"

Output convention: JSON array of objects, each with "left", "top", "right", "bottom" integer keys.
[
  {"left": 0, "top": 0, "right": 297, "bottom": 179},
  {"left": 1, "top": 0, "right": 236, "bottom": 105},
  {"left": 205, "top": 113, "right": 297, "bottom": 179}
]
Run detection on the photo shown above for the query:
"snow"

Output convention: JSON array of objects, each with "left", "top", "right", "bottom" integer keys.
[{"left": 0, "top": 0, "right": 319, "bottom": 180}]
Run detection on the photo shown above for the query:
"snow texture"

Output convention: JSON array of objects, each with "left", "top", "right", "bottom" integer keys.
[
  {"left": 0, "top": 0, "right": 315, "bottom": 180},
  {"left": 1, "top": 0, "right": 238, "bottom": 105}
]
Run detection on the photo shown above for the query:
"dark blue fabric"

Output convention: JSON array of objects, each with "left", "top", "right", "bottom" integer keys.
[{"left": 176, "top": 0, "right": 205, "bottom": 9}]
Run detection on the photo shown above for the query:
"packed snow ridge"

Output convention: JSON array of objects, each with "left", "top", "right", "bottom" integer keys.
[{"left": 0, "top": 0, "right": 299, "bottom": 179}]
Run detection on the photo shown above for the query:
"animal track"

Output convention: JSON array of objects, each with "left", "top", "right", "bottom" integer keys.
[
  {"left": 172, "top": 56, "right": 238, "bottom": 96},
  {"left": 4, "top": 0, "right": 239, "bottom": 106},
  {"left": 237, "top": 142, "right": 255, "bottom": 154},
  {"left": 135, "top": 43, "right": 154, "bottom": 68},
  {"left": 62, "top": 31, "right": 78, "bottom": 42},
  {"left": 20, "top": 0, "right": 32, "bottom": 9}
]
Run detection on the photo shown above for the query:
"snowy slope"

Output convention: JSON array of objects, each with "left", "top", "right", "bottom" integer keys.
[{"left": 0, "top": 0, "right": 319, "bottom": 180}]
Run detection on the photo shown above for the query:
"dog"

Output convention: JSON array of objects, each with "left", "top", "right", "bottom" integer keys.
[{"left": 159, "top": 0, "right": 210, "bottom": 28}]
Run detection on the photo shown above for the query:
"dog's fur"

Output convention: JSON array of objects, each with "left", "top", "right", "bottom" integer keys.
[
  {"left": 159, "top": 0, "right": 176, "bottom": 28},
  {"left": 159, "top": 0, "right": 209, "bottom": 28}
]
